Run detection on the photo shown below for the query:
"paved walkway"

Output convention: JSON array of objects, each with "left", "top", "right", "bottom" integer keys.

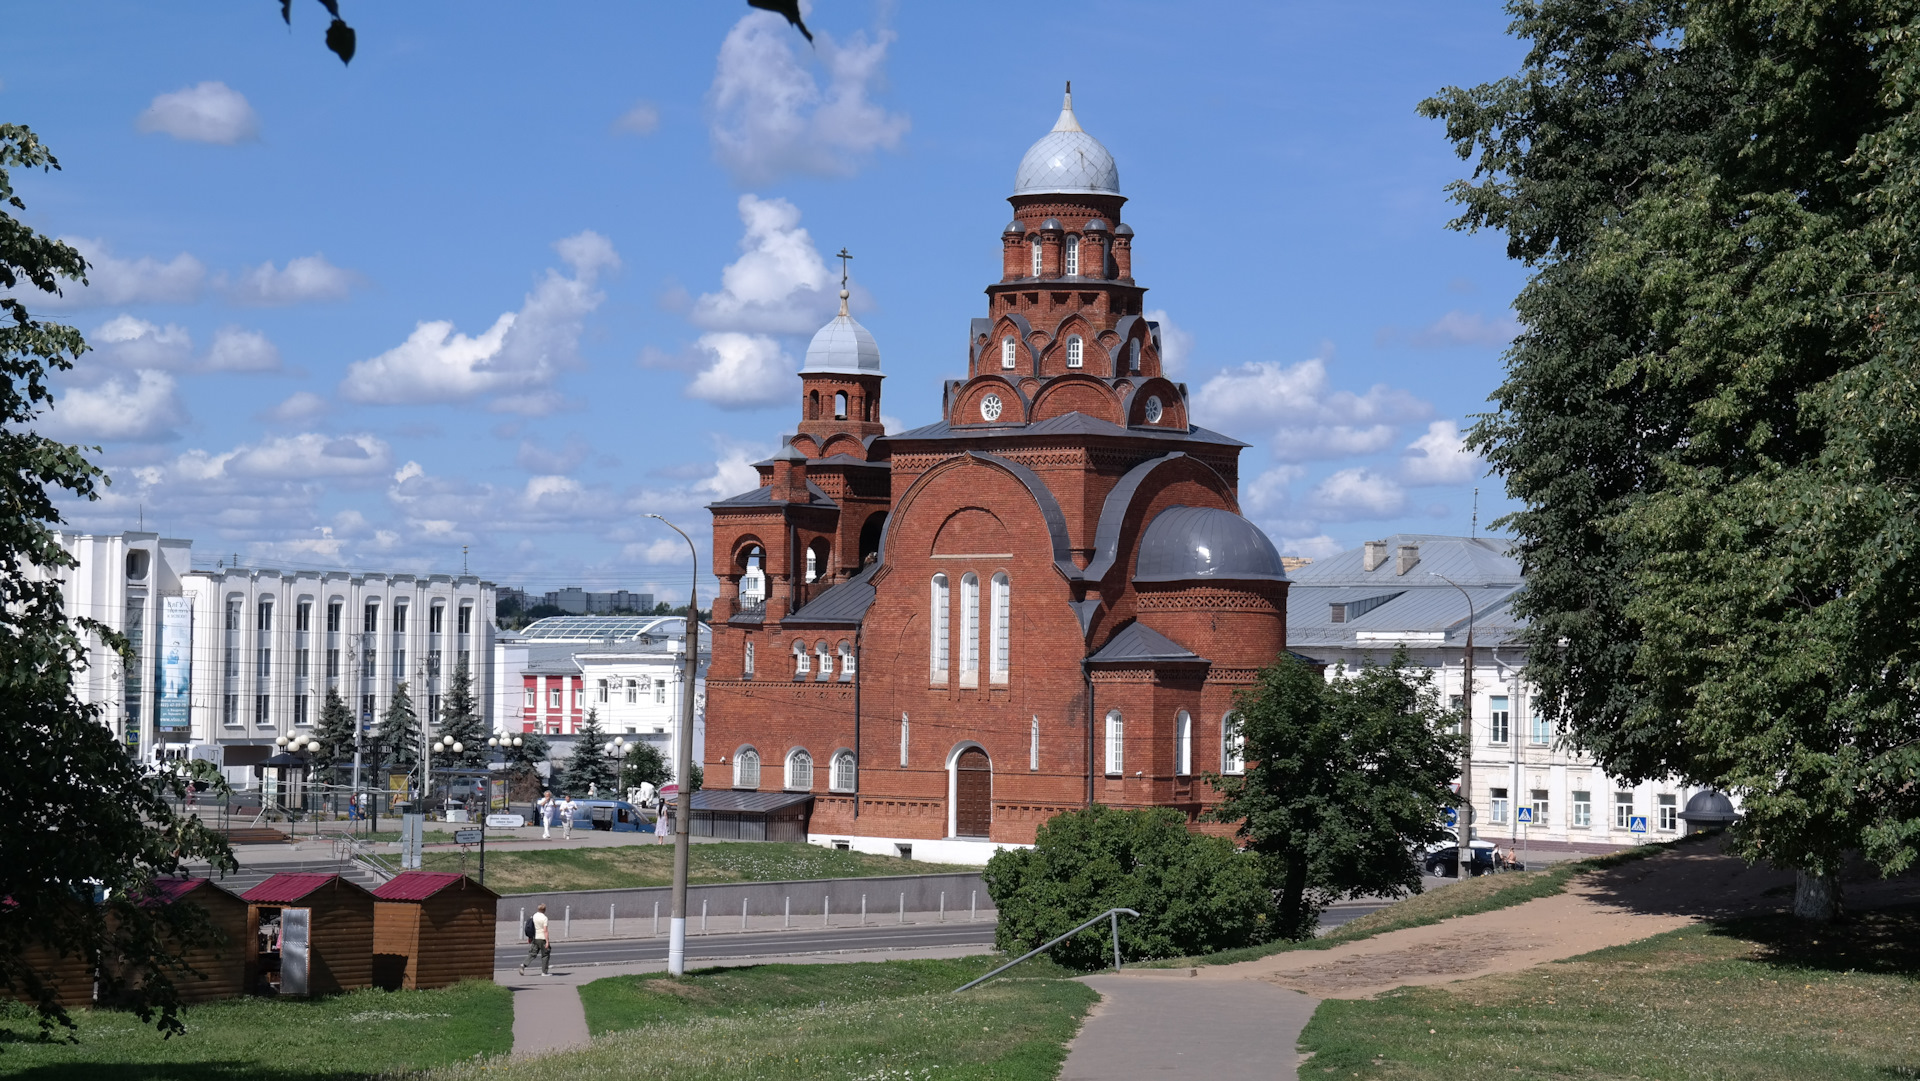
[{"left": 1064, "top": 973, "right": 1316, "bottom": 1081}]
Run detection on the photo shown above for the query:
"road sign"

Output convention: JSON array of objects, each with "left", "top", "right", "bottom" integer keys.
[
  {"left": 1444, "top": 807, "right": 1458, "bottom": 826},
  {"left": 453, "top": 828, "right": 483, "bottom": 845},
  {"left": 1516, "top": 807, "right": 1534, "bottom": 823},
  {"left": 1629, "top": 815, "right": 1648, "bottom": 833},
  {"left": 486, "top": 813, "right": 525, "bottom": 829}
]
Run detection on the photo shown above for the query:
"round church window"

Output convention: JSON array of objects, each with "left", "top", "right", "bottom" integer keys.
[
  {"left": 1143, "top": 395, "right": 1163, "bottom": 423},
  {"left": 980, "top": 394, "right": 1003, "bottom": 422}
]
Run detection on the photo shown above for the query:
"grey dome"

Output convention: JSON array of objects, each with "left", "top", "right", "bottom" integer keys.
[
  {"left": 1084, "top": 218, "right": 1109, "bottom": 232},
  {"left": 1680, "top": 790, "right": 1740, "bottom": 825},
  {"left": 1113, "top": 223, "right": 1134, "bottom": 236},
  {"left": 1040, "top": 217, "right": 1063, "bottom": 232},
  {"left": 1014, "top": 90, "right": 1121, "bottom": 197},
  {"left": 1004, "top": 220, "right": 1024, "bottom": 235},
  {"left": 1133, "top": 506, "right": 1288, "bottom": 583},
  {"left": 803, "top": 303, "right": 882, "bottom": 376}
]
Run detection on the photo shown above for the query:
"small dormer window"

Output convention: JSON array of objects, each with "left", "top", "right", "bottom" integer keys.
[
  {"left": 1031, "top": 240, "right": 1042, "bottom": 277},
  {"left": 1001, "top": 337, "right": 1015, "bottom": 369},
  {"left": 1064, "top": 237, "right": 1079, "bottom": 276},
  {"left": 1330, "top": 603, "right": 1347, "bottom": 623},
  {"left": 1065, "top": 336, "right": 1083, "bottom": 368},
  {"left": 1129, "top": 338, "right": 1141, "bottom": 372}
]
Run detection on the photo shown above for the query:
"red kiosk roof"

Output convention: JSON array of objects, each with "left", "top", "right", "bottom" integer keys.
[
  {"left": 372, "top": 872, "right": 467, "bottom": 901},
  {"left": 241, "top": 873, "right": 347, "bottom": 904}
]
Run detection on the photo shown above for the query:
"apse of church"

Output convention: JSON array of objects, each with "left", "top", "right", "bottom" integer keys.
[{"left": 704, "top": 89, "right": 1290, "bottom": 862}]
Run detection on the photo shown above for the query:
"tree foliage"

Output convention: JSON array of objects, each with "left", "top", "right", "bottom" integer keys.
[
  {"left": 379, "top": 681, "right": 420, "bottom": 767},
  {"left": 311, "top": 688, "right": 357, "bottom": 783},
  {"left": 435, "top": 659, "right": 488, "bottom": 769},
  {"left": 0, "top": 125, "right": 234, "bottom": 1035},
  {"left": 1208, "top": 653, "right": 1459, "bottom": 938},
  {"left": 623, "top": 740, "right": 671, "bottom": 790},
  {"left": 568, "top": 709, "right": 617, "bottom": 794},
  {"left": 983, "top": 805, "right": 1274, "bottom": 970},
  {"left": 1427, "top": 0, "right": 1920, "bottom": 915}
]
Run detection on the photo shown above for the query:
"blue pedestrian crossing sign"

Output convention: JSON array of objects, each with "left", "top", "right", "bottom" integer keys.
[
  {"left": 1445, "top": 807, "right": 1458, "bottom": 826},
  {"left": 1516, "top": 807, "right": 1534, "bottom": 824},
  {"left": 1629, "top": 815, "right": 1648, "bottom": 833}
]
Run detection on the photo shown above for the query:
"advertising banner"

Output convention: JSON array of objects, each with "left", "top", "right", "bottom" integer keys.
[{"left": 156, "top": 596, "right": 192, "bottom": 732}]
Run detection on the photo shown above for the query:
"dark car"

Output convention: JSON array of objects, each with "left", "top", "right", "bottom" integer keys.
[{"left": 1424, "top": 840, "right": 1501, "bottom": 877}]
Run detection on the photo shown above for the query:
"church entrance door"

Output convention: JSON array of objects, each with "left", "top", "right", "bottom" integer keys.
[{"left": 954, "top": 748, "right": 991, "bottom": 838}]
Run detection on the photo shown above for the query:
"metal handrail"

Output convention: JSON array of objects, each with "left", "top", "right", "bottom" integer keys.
[{"left": 955, "top": 907, "right": 1140, "bottom": 992}]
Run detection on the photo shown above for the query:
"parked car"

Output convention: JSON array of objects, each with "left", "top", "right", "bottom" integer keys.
[{"left": 1424, "top": 839, "right": 1501, "bottom": 877}]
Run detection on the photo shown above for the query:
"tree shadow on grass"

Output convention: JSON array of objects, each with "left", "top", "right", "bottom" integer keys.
[
  {"left": 1709, "top": 904, "right": 1920, "bottom": 979},
  {"left": 0, "top": 1065, "right": 391, "bottom": 1081}
]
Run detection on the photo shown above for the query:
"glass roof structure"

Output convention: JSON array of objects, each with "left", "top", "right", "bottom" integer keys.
[{"left": 518, "top": 616, "right": 694, "bottom": 642}]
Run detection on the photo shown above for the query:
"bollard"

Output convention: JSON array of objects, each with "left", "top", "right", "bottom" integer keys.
[
  {"left": 701, "top": 898, "right": 708, "bottom": 934},
  {"left": 899, "top": 892, "right": 905, "bottom": 924},
  {"left": 609, "top": 904, "right": 616, "bottom": 935},
  {"left": 824, "top": 895, "right": 830, "bottom": 927},
  {"left": 784, "top": 895, "right": 790, "bottom": 929},
  {"left": 861, "top": 894, "right": 867, "bottom": 926},
  {"left": 653, "top": 900, "right": 659, "bottom": 937},
  {"left": 971, "top": 890, "right": 977, "bottom": 922},
  {"left": 565, "top": 905, "right": 571, "bottom": 938},
  {"left": 940, "top": 892, "right": 945, "bottom": 923},
  {"left": 741, "top": 897, "right": 748, "bottom": 931}
]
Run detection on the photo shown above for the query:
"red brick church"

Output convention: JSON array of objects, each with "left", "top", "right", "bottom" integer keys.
[{"left": 704, "top": 90, "right": 1290, "bottom": 863}]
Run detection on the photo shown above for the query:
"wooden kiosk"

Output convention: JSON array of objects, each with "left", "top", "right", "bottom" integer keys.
[
  {"left": 240, "top": 873, "right": 375, "bottom": 996},
  {"left": 119, "top": 877, "right": 250, "bottom": 1003},
  {"left": 371, "top": 872, "right": 499, "bottom": 990}
]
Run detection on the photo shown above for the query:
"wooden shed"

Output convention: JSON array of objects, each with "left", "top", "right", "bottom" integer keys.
[
  {"left": 106, "top": 877, "right": 249, "bottom": 1004},
  {"left": 12, "top": 943, "right": 94, "bottom": 1010},
  {"left": 240, "top": 873, "right": 375, "bottom": 996},
  {"left": 370, "top": 872, "right": 500, "bottom": 990}
]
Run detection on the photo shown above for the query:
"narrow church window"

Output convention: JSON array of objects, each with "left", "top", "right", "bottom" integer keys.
[
  {"left": 990, "top": 573, "right": 1010, "bottom": 682},
  {"left": 832, "top": 751, "right": 857, "bottom": 792},
  {"left": 1105, "top": 710, "right": 1124, "bottom": 775},
  {"left": 815, "top": 639, "right": 832, "bottom": 681},
  {"left": 960, "top": 573, "right": 980, "bottom": 685},
  {"left": 809, "top": 390, "right": 820, "bottom": 419},
  {"left": 1129, "top": 338, "right": 1141, "bottom": 372},
  {"left": 793, "top": 639, "right": 809, "bottom": 678},
  {"left": 734, "top": 747, "right": 761, "bottom": 788},
  {"left": 1030, "top": 716, "right": 1039, "bottom": 771},
  {"left": 1064, "top": 236, "right": 1079, "bottom": 275},
  {"left": 1222, "top": 712, "right": 1245, "bottom": 774},
  {"left": 900, "top": 713, "right": 910, "bottom": 766},
  {"left": 1001, "top": 337, "right": 1015, "bottom": 369},
  {"left": 1066, "top": 336, "right": 1083, "bottom": 368},
  {"left": 805, "top": 546, "right": 818, "bottom": 582},
  {"left": 744, "top": 640, "right": 754, "bottom": 680},
  {"left": 834, "top": 391, "right": 847, "bottom": 419},
  {"left": 930, "top": 575, "right": 950, "bottom": 682},
  {"left": 837, "top": 640, "right": 854, "bottom": 681},
  {"left": 786, "top": 748, "right": 813, "bottom": 790},
  {"left": 1175, "top": 710, "right": 1192, "bottom": 776},
  {"left": 1030, "top": 239, "right": 1042, "bottom": 277}
]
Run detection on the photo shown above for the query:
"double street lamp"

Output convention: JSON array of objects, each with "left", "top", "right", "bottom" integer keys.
[{"left": 604, "top": 735, "right": 628, "bottom": 797}]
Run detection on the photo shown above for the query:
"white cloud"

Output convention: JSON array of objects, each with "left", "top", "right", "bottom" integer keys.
[
  {"left": 41, "top": 370, "right": 186, "bottom": 442},
  {"left": 691, "top": 195, "right": 835, "bottom": 334},
  {"left": 516, "top": 435, "right": 591, "bottom": 474},
  {"left": 1278, "top": 534, "right": 1345, "bottom": 560},
  {"left": 708, "top": 11, "right": 909, "bottom": 185},
  {"left": 1191, "top": 358, "right": 1429, "bottom": 462},
  {"left": 1242, "top": 464, "right": 1305, "bottom": 517},
  {"left": 686, "top": 332, "right": 794, "bottom": 409},
  {"left": 1400, "top": 419, "right": 1483, "bottom": 486},
  {"left": 340, "top": 231, "right": 616, "bottom": 407},
  {"left": 1308, "top": 467, "right": 1408, "bottom": 521},
  {"left": 222, "top": 254, "right": 359, "bottom": 305},
  {"left": 1143, "top": 309, "right": 1192, "bottom": 377},
  {"left": 264, "top": 390, "right": 329, "bottom": 422},
  {"left": 614, "top": 101, "right": 660, "bottom": 135},
  {"left": 205, "top": 326, "right": 282, "bottom": 372},
  {"left": 36, "top": 238, "right": 205, "bottom": 308},
  {"left": 174, "top": 432, "right": 393, "bottom": 482},
  {"left": 91, "top": 315, "right": 194, "bottom": 369},
  {"left": 1379, "top": 310, "right": 1522, "bottom": 349},
  {"left": 137, "top": 82, "right": 260, "bottom": 144}
]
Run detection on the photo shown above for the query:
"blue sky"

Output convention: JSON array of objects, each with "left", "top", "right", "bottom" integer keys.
[{"left": 7, "top": 2, "right": 1528, "bottom": 602}]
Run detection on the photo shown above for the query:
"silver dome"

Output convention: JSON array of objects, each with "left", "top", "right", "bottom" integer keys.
[
  {"left": 1134, "top": 505, "right": 1288, "bottom": 583},
  {"left": 803, "top": 299, "right": 882, "bottom": 376},
  {"left": 1084, "top": 218, "right": 1109, "bottom": 232},
  {"left": 1014, "top": 90, "right": 1121, "bottom": 197},
  {"left": 1003, "top": 220, "right": 1024, "bottom": 235}
]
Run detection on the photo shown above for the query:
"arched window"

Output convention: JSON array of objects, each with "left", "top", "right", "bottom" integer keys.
[
  {"left": 786, "top": 748, "right": 813, "bottom": 790},
  {"left": 1175, "top": 710, "right": 1192, "bottom": 776},
  {"left": 743, "top": 640, "right": 755, "bottom": 680},
  {"left": 834, "top": 391, "right": 848, "bottom": 420},
  {"left": 837, "top": 640, "right": 854, "bottom": 682},
  {"left": 815, "top": 639, "right": 832, "bottom": 682},
  {"left": 805, "top": 546, "right": 819, "bottom": 583},
  {"left": 1105, "top": 710, "right": 1124, "bottom": 776},
  {"left": 1064, "top": 236, "right": 1079, "bottom": 275},
  {"left": 1001, "top": 336, "right": 1016, "bottom": 369},
  {"left": 808, "top": 390, "right": 820, "bottom": 419},
  {"left": 990, "top": 573, "right": 1010, "bottom": 683},
  {"left": 1222, "top": 712, "right": 1245, "bottom": 774},
  {"left": 1065, "top": 336, "right": 1083, "bottom": 368},
  {"left": 832, "top": 750, "right": 856, "bottom": 792},
  {"left": 1129, "top": 338, "right": 1141, "bottom": 372},
  {"left": 1030, "top": 239, "right": 1042, "bottom": 277},
  {"left": 1030, "top": 715, "right": 1040, "bottom": 771},
  {"left": 792, "top": 639, "right": 809, "bottom": 678},
  {"left": 734, "top": 748, "right": 761, "bottom": 788},
  {"left": 959, "top": 572, "right": 980, "bottom": 686},
  {"left": 930, "top": 574, "right": 950, "bottom": 682}
]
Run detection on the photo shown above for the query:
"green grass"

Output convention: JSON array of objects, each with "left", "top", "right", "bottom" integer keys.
[
  {"left": 0, "top": 981, "right": 511, "bottom": 1080},
  {"left": 403, "top": 841, "right": 975, "bottom": 895},
  {"left": 421, "top": 957, "right": 1096, "bottom": 1081},
  {"left": 1297, "top": 905, "right": 1920, "bottom": 1080}
]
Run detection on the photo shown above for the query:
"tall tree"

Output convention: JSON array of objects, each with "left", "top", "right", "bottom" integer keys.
[
  {"left": 623, "top": 740, "right": 671, "bottom": 789},
  {"left": 568, "top": 709, "right": 616, "bottom": 794},
  {"left": 1208, "top": 653, "right": 1459, "bottom": 938},
  {"left": 310, "top": 688, "right": 357, "bottom": 783},
  {"left": 379, "top": 681, "right": 421, "bottom": 768},
  {"left": 435, "top": 659, "right": 488, "bottom": 769},
  {"left": 0, "top": 125, "right": 234, "bottom": 1034},
  {"left": 1426, "top": 0, "right": 1920, "bottom": 919}
]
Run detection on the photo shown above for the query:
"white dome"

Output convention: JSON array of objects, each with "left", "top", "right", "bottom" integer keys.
[
  {"left": 1013, "top": 90, "right": 1120, "bottom": 197},
  {"left": 804, "top": 295, "right": 882, "bottom": 376}
]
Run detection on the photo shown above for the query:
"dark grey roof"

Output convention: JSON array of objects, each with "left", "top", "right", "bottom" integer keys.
[
  {"left": 889, "top": 412, "right": 1248, "bottom": 448},
  {"left": 1085, "top": 453, "right": 1207, "bottom": 582},
  {"left": 1004, "top": 219, "right": 1024, "bottom": 234},
  {"left": 770, "top": 440, "right": 808, "bottom": 462},
  {"left": 750, "top": 452, "right": 887, "bottom": 470},
  {"left": 1114, "top": 223, "right": 1134, "bottom": 236},
  {"left": 1288, "top": 534, "right": 1520, "bottom": 588},
  {"left": 708, "top": 480, "right": 836, "bottom": 510},
  {"left": 1087, "top": 621, "right": 1207, "bottom": 665},
  {"left": 1285, "top": 581, "right": 1523, "bottom": 648},
  {"left": 688, "top": 790, "right": 814, "bottom": 814},
  {"left": 1133, "top": 505, "right": 1288, "bottom": 584},
  {"left": 1084, "top": 218, "right": 1109, "bottom": 232},
  {"left": 1680, "top": 790, "right": 1739, "bottom": 824},
  {"left": 783, "top": 560, "right": 881, "bottom": 625},
  {"left": 729, "top": 601, "right": 766, "bottom": 626},
  {"left": 1041, "top": 217, "right": 1062, "bottom": 230}
]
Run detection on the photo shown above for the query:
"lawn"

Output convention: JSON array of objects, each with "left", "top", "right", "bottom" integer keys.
[
  {"left": 422, "top": 957, "right": 1095, "bottom": 1081},
  {"left": 0, "top": 980, "right": 511, "bottom": 1080},
  {"left": 405, "top": 841, "right": 976, "bottom": 894},
  {"left": 1297, "top": 905, "right": 1920, "bottom": 1080}
]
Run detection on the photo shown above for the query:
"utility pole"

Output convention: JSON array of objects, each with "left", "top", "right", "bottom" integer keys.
[
  {"left": 646, "top": 513, "right": 699, "bottom": 977},
  {"left": 1432, "top": 572, "right": 1476, "bottom": 846}
]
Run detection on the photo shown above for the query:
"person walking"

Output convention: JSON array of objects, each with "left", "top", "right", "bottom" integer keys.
[
  {"left": 559, "top": 794, "right": 577, "bottom": 840},
  {"left": 518, "top": 902, "right": 552, "bottom": 976},
  {"left": 538, "top": 790, "right": 555, "bottom": 840}
]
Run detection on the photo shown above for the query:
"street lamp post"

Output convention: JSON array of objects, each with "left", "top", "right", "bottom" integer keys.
[
  {"left": 606, "top": 735, "right": 628, "bottom": 800},
  {"left": 1431, "top": 572, "right": 1476, "bottom": 850},
  {"left": 645, "top": 513, "right": 698, "bottom": 978}
]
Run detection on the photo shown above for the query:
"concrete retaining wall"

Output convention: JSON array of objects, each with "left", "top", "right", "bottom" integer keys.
[{"left": 494, "top": 872, "right": 990, "bottom": 924}]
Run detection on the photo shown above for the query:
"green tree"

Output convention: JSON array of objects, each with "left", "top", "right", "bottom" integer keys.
[
  {"left": 623, "top": 740, "right": 671, "bottom": 789},
  {"left": 1426, "top": 0, "right": 1920, "bottom": 919},
  {"left": 379, "top": 682, "right": 420, "bottom": 768},
  {"left": 984, "top": 806, "right": 1274, "bottom": 969},
  {"left": 0, "top": 125, "right": 234, "bottom": 1034},
  {"left": 435, "top": 659, "right": 488, "bottom": 769},
  {"left": 568, "top": 709, "right": 616, "bottom": 794},
  {"left": 1208, "top": 653, "right": 1460, "bottom": 939},
  {"left": 311, "top": 688, "right": 357, "bottom": 783}
]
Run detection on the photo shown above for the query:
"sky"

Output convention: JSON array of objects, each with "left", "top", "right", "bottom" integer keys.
[{"left": 5, "top": 2, "right": 1531, "bottom": 603}]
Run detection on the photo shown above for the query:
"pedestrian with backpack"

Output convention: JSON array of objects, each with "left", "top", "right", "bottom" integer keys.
[{"left": 518, "top": 902, "right": 551, "bottom": 976}]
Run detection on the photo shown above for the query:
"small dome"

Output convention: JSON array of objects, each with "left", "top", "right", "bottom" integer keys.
[
  {"left": 1133, "top": 506, "right": 1288, "bottom": 583},
  {"left": 1040, "top": 217, "right": 1063, "bottom": 232},
  {"left": 1680, "top": 790, "right": 1740, "bottom": 825},
  {"left": 1014, "top": 89, "right": 1121, "bottom": 197},
  {"left": 803, "top": 305, "right": 882, "bottom": 376},
  {"left": 1084, "top": 218, "right": 1109, "bottom": 233},
  {"left": 1003, "top": 220, "right": 1024, "bottom": 235},
  {"left": 1113, "top": 223, "right": 1133, "bottom": 237}
]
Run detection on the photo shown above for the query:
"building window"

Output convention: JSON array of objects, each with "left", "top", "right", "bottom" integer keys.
[
  {"left": 297, "top": 647, "right": 309, "bottom": 682},
  {"left": 837, "top": 640, "right": 854, "bottom": 682},
  {"left": 793, "top": 639, "right": 810, "bottom": 678},
  {"left": 656, "top": 679, "right": 667, "bottom": 704},
  {"left": 326, "top": 601, "right": 341, "bottom": 633},
  {"left": 1065, "top": 336, "right": 1083, "bottom": 368},
  {"left": 1222, "top": 713, "right": 1244, "bottom": 774},
  {"left": 429, "top": 605, "right": 443, "bottom": 634},
  {"left": 626, "top": 678, "right": 637, "bottom": 703},
  {"left": 834, "top": 391, "right": 848, "bottom": 420},
  {"left": 258, "top": 599, "right": 273, "bottom": 633},
  {"left": 1175, "top": 710, "right": 1192, "bottom": 776},
  {"left": 1030, "top": 716, "right": 1040, "bottom": 771},
  {"left": 930, "top": 573, "right": 950, "bottom": 682},
  {"left": 294, "top": 695, "right": 308, "bottom": 726},
  {"left": 744, "top": 641, "right": 755, "bottom": 681},
  {"left": 363, "top": 602, "right": 379, "bottom": 634},
  {"left": 832, "top": 751, "right": 856, "bottom": 792},
  {"left": 1659, "top": 793, "right": 1678, "bottom": 831},
  {"left": 805, "top": 546, "right": 819, "bottom": 583},
  {"left": 1001, "top": 336, "right": 1015, "bottom": 369},
  {"left": 1489, "top": 695, "right": 1511, "bottom": 744},
  {"left": 598, "top": 679, "right": 609, "bottom": 704},
  {"left": 327, "top": 648, "right": 340, "bottom": 685},
  {"left": 1531, "top": 789, "right": 1550, "bottom": 827},
  {"left": 1529, "top": 703, "right": 1549, "bottom": 745},
  {"left": 549, "top": 687, "right": 561, "bottom": 709},
  {"left": 815, "top": 639, "right": 832, "bottom": 682},
  {"left": 525, "top": 687, "right": 535, "bottom": 708},
  {"left": 1614, "top": 791, "right": 1635, "bottom": 829},
  {"left": 1064, "top": 236, "right": 1079, "bottom": 275},
  {"left": 255, "top": 694, "right": 271, "bottom": 727},
  {"left": 1104, "top": 710, "right": 1124, "bottom": 775},
  {"left": 1030, "top": 239, "right": 1042, "bottom": 277},
  {"left": 959, "top": 573, "right": 980, "bottom": 685},
  {"left": 900, "top": 713, "right": 910, "bottom": 767},
  {"left": 1572, "top": 789, "right": 1592, "bottom": 828},
  {"left": 990, "top": 573, "right": 1009, "bottom": 683},
  {"left": 458, "top": 605, "right": 472, "bottom": 635},
  {"left": 224, "top": 694, "right": 238, "bottom": 727},
  {"left": 1129, "top": 338, "right": 1140, "bottom": 372},
  {"left": 733, "top": 748, "right": 761, "bottom": 788},
  {"left": 296, "top": 601, "right": 312, "bottom": 632},
  {"left": 1490, "top": 787, "right": 1510, "bottom": 825},
  {"left": 786, "top": 749, "right": 813, "bottom": 791}
]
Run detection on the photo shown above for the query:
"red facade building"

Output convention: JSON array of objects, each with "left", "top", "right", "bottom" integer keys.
[{"left": 705, "top": 91, "right": 1290, "bottom": 863}]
